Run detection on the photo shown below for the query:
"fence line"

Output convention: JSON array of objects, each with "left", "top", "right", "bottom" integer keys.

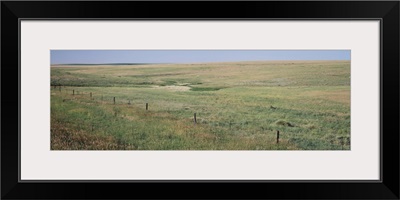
[{"left": 50, "top": 87, "right": 349, "bottom": 149}]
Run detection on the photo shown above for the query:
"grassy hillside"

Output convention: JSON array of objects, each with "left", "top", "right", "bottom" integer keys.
[{"left": 51, "top": 60, "right": 350, "bottom": 150}]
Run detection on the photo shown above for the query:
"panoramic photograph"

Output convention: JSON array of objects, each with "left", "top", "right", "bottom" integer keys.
[{"left": 50, "top": 50, "right": 350, "bottom": 150}]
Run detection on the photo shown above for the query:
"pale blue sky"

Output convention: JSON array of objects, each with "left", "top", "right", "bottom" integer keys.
[{"left": 51, "top": 50, "right": 350, "bottom": 64}]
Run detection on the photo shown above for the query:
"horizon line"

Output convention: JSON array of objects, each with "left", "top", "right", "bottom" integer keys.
[{"left": 51, "top": 59, "right": 350, "bottom": 65}]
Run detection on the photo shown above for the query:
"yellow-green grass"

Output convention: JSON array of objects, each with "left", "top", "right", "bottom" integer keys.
[{"left": 51, "top": 60, "right": 350, "bottom": 150}]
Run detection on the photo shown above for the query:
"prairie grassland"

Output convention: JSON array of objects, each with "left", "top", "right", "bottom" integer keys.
[{"left": 51, "top": 60, "right": 350, "bottom": 150}]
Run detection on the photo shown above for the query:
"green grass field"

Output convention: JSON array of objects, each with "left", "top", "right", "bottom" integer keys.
[{"left": 50, "top": 60, "right": 350, "bottom": 150}]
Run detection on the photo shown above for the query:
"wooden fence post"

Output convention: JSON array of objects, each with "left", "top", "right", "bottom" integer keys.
[
  {"left": 277, "top": 130, "right": 280, "bottom": 144},
  {"left": 113, "top": 97, "right": 116, "bottom": 104},
  {"left": 73, "top": 90, "right": 74, "bottom": 95},
  {"left": 90, "top": 92, "right": 92, "bottom": 98},
  {"left": 146, "top": 103, "right": 148, "bottom": 110},
  {"left": 194, "top": 113, "right": 197, "bottom": 125}
]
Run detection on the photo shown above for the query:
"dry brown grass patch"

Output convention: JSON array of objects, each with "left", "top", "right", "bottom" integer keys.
[{"left": 51, "top": 119, "right": 135, "bottom": 150}]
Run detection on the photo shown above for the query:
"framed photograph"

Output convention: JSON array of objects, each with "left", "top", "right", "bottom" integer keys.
[{"left": 2, "top": 1, "right": 399, "bottom": 199}]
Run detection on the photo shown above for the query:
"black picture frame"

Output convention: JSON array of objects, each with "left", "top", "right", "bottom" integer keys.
[{"left": 2, "top": 1, "right": 399, "bottom": 199}]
